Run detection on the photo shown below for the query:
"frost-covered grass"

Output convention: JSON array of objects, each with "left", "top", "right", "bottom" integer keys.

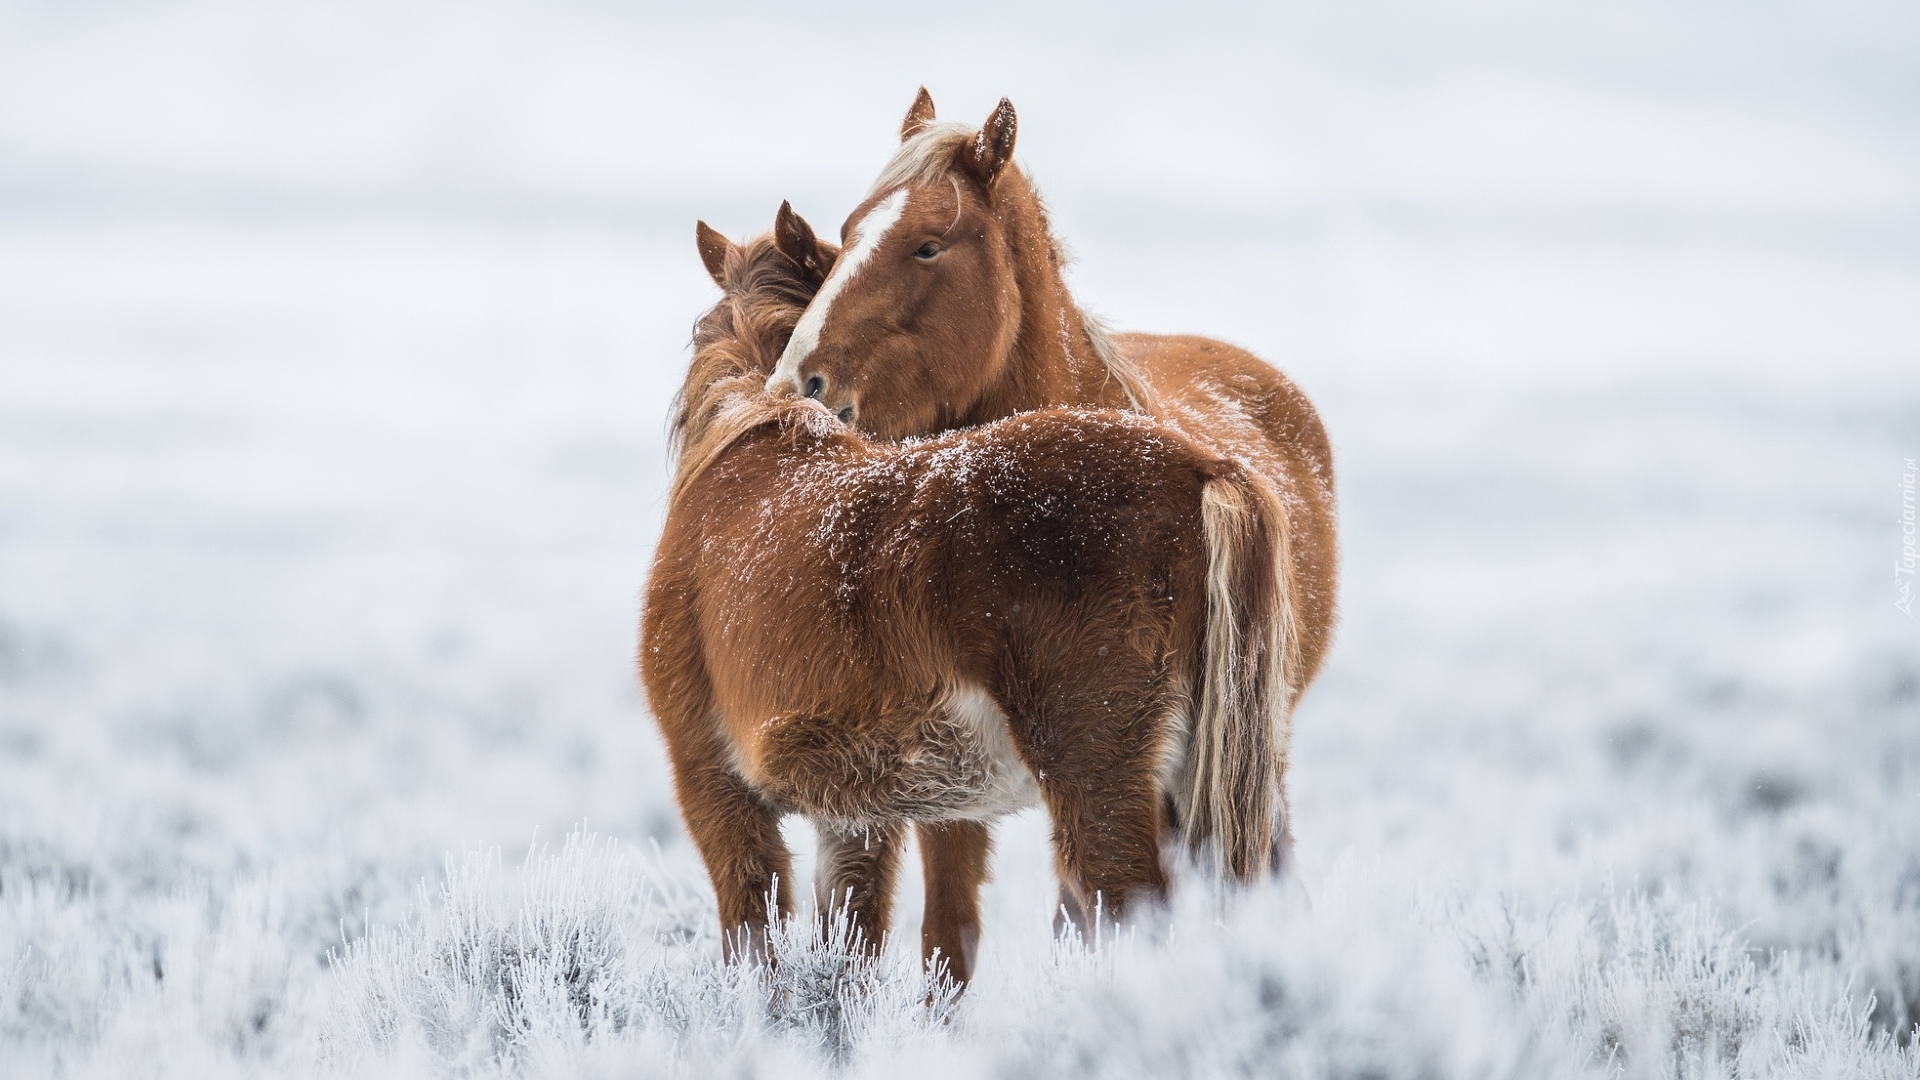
[
  {"left": 3, "top": 0, "right": 1918, "bottom": 1076},
  {"left": 6, "top": 830, "right": 1918, "bottom": 1078}
]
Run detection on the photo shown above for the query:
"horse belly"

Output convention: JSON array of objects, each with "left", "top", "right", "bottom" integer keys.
[
  {"left": 749, "top": 683, "right": 1041, "bottom": 825},
  {"left": 931, "top": 683, "right": 1042, "bottom": 821}
]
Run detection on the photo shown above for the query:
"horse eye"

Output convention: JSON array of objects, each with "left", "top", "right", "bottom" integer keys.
[{"left": 913, "top": 241, "right": 942, "bottom": 260}]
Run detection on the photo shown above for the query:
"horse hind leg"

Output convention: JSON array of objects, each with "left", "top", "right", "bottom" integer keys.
[
  {"left": 998, "top": 657, "right": 1177, "bottom": 941},
  {"left": 1053, "top": 882, "right": 1091, "bottom": 941},
  {"left": 916, "top": 819, "right": 991, "bottom": 986},
  {"left": 1025, "top": 701, "right": 1174, "bottom": 937},
  {"left": 1042, "top": 770, "right": 1168, "bottom": 941},
  {"left": 668, "top": 751, "right": 794, "bottom": 964},
  {"left": 811, "top": 819, "right": 906, "bottom": 956},
  {"left": 1055, "top": 787, "right": 1178, "bottom": 939}
]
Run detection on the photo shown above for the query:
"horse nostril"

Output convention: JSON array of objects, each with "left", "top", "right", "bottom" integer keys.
[
  {"left": 837, "top": 405, "right": 855, "bottom": 425},
  {"left": 803, "top": 374, "right": 825, "bottom": 399}
]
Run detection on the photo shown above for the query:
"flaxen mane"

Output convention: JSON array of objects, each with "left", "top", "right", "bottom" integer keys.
[
  {"left": 867, "top": 122, "right": 977, "bottom": 197},
  {"left": 1081, "top": 310, "right": 1160, "bottom": 416}
]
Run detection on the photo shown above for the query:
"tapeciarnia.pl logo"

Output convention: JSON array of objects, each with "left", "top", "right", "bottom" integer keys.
[{"left": 1899, "top": 457, "right": 1916, "bottom": 617}]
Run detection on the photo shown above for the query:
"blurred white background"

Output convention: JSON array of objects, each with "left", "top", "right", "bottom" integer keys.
[{"left": 1, "top": 1, "right": 1916, "bottom": 1074}]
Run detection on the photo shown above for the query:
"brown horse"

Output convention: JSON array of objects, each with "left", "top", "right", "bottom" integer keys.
[
  {"left": 642, "top": 219, "right": 1299, "bottom": 985},
  {"left": 765, "top": 88, "right": 1338, "bottom": 691}
]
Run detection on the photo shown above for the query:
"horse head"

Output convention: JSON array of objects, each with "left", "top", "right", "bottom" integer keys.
[
  {"left": 764, "top": 89, "right": 1028, "bottom": 440},
  {"left": 672, "top": 215, "right": 844, "bottom": 504}
]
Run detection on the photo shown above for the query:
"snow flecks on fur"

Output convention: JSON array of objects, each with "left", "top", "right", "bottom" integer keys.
[
  {"left": 710, "top": 408, "right": 1175, "bottom": 620},
  {"left": 1156, "top": 384, "right": 1324, "bottom": 556}
]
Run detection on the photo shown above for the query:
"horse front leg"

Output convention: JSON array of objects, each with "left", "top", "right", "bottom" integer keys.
[
  {"left": 916, "top": 819, "right": 991, "bottom": 985},
  {"left": 812, "top": 819, "right": 905, "bottom": 955}
]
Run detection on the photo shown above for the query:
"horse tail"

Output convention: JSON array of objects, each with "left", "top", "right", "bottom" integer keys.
[{"left": 1186, "top": 466, "right": 1298, "bottom": 882}]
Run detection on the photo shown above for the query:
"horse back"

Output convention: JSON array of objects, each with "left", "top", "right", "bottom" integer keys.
[
  {"left": 1112, "top": 332, "right": 1339, "bottom": 685},
  {"left": 876, "top": 410, "right": 1222, "bottom": 699},
  {"left": 657, "top": 410, "right": 1224, "bottom": 710}
]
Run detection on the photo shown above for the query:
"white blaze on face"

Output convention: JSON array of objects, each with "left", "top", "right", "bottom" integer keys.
[{"left": 766, "top": 188, "right": 910, "bottom": 395}]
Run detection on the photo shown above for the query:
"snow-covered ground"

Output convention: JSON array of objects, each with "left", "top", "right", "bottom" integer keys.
[{"left": 2, "top": 1, "right": 1917, "bottom": 1076}]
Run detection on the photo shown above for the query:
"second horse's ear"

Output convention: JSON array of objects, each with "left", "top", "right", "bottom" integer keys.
[
  {"left": 774, "top": 201, "right": 835, "bottom": 286},
  {"left": 695, "top": 220, "right": 731, "bottom": 288},
  {"left": 900, "top": 86, "right": 936, "bottom": 142}
]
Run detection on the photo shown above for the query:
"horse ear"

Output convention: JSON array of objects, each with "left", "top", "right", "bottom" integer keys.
[
  {"left": 774, "top": 201, "right": 834, "bottom": 286},
  {"left": 900, "top": 86, "right": 936, "bottom": 142},
  {"left": 695, "top": 220, "right": 731, "bottom": 287},
  {"left": 960, "top": 97, "right": 1017, "bottom": 188}
]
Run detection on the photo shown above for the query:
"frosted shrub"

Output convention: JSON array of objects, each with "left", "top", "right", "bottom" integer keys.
[
  {"left": 762, "top": 893, "right": 960, "bottom": 1063},
  {"left": 319, "top": 832, "right": 956, "bottom": 1076},
  {"left": 325, "top": 834, "right": 654, "bottom": 1069},
  {"left": 1458, "top": 888, "right": 1920, "bottom": 1079}
]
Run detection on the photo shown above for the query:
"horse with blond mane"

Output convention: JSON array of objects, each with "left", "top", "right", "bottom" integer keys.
[
  {"left": 642, "top": 213, "right": 1299, "bottom": 984},
  {"left": 764, "top": 89, "right": 1338, "bottom": 691}
]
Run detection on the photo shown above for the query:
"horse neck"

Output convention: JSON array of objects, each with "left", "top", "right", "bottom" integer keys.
[{"left": 969, "top": 169, "right": 1122, "bottom": 422}]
